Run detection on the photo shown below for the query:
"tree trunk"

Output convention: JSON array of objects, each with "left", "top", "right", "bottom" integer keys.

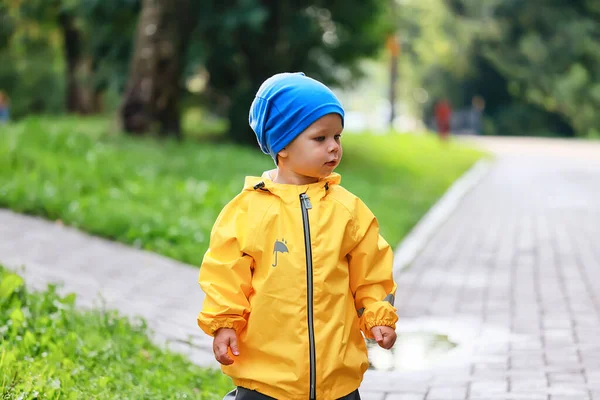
[
  {"left": 59, "top": 12, "right": 94, "bottom": 114},
  {"left": 389, "top": 44, "right": 398, "bottom": 128},
  {"left": 119, "top": 0, "right": 197, "bottom": 138}
]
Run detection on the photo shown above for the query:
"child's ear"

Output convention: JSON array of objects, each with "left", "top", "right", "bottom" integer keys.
[{"left": 278, "top": 148, "right": 289, "bottom": 160}]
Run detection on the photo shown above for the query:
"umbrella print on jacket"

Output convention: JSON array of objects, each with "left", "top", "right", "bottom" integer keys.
[{"left": 272, "top": 239, "right": 289, "bottom": 267}]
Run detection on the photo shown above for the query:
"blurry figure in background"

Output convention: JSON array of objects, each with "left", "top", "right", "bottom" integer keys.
[
  {"left": 0, "top": 91, "right": 10, "bottom": 124},
  {"left": 434, "top": 98, "right": 452, "bottom": 141},
  {"left": 469, "top": 95, "right": 485, "bottom": 135}
]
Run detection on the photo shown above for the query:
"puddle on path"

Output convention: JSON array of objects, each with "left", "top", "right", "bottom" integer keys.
[
  {"left": 367, "top": 332, "right": 457, "bottom": 371},
  {"left": 366, "top": 316, "right": 529, "bottom": 372}
]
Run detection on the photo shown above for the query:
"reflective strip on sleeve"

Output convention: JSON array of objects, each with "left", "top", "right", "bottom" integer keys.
[
  {"left": 357, "top": 294, "right": 395, "bottom": 317},
  {"left": 384, "top": 293, "right": 395, "bottom": 306}
]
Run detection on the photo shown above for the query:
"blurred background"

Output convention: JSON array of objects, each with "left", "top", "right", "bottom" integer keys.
[{"left": 1, "top": 0, "right": 599, "bottom": 139}]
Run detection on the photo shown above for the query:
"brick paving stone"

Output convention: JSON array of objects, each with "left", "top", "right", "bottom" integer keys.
[
  {"left": 359, "top": 392, "right": 386, "bottom": 400},
  {"left": 426, "top": 386, "right": 467, "bottom": 399},
  {"left": 385, "top": 394, "right": 427, "bottom": 400}
]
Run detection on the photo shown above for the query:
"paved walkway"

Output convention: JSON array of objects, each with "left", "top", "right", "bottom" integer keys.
[{"left": 2, "top": 136, "right": 600, "bottom": 399}]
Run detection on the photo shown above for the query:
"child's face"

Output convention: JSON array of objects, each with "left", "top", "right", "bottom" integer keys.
[{"left": 278, "top": 113, "right": 343, "bottom": 180}]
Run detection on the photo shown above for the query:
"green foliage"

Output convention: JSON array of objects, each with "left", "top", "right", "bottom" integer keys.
[
  {"left": 0, "top": 3, "right": 16, "bottom": 49},
  {"left": 0, "top": 116, "right": 484, "bottom": 266},
  {"left": 75, "top": 0, "right": 140, "bottom": 93},
  {"left": 0, "top": 265, "right": 233, "bottom": 399},
  {"left": 2, "top": 0, "right": 390, "bottom": 135},
  {"left": 0, "top": 116, "right": 272, "bottom": 265},
  {"left": 450, "top": 0, "right": 600, "bottom": 138},
  {"left": 391, "top": 0, "right": 597, "bottom": 138},
  {"left": 486, "top": 101, "right": 574, "bottom": 138},
  {"left": 383, "top": 0, "right": 488, "bottom": 122},
  {"left": 342, "top": 131, "right": 486, "bottom": 243},
  {"left": 0, "top": 3, "right": 66, "bottom": 118},
  {"left": 3, "top": 0, "right": 600, "bottom": 139},
  {"left": 0, "top": 0, "right": 139, "bottom": 118},
  {"left": 196, "top": 0, "right": 394, "bottom": 143}
]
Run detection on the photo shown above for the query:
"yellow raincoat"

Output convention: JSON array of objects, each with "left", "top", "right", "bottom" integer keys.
[{"left": 198, "top": 172, "right": 398, "bottom": 400}]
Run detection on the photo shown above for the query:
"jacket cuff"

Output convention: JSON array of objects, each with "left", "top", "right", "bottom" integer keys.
[
  {"left": 360, "top": 301, "right": 398, "bottom": 339},
  {"left": 198, "top": 317, "right": 247, "bottom": 337}
]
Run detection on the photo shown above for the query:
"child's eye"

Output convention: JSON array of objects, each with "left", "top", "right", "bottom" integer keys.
[
  {"left": 335, "top": 134, "right": 342, "bottom": 141},
  {"left": 314, "top": 136, "right": 326, "bottom": 142}
]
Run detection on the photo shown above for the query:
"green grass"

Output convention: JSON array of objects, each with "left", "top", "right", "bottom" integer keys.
[
  {"left": 0, "top": 265, "right": 233, "bottom": 399},
  {"left": 0, "top": 116, "right": 485, "bottom": 265},
  {"left": 341, "top": 133, "right": 486, "bottom": 247}
]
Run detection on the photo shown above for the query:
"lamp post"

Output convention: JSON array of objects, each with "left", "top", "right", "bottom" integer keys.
[
  {"left": 386, "top": 34, "right": 400, "bottom": 129},
  {"left": 386, "top": 0, "right": 400, "bottom": 130}
]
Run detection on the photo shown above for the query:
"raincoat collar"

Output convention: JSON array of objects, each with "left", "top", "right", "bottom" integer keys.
[{"left": 243, "top": 170, "right": 341, "bottom": 203}]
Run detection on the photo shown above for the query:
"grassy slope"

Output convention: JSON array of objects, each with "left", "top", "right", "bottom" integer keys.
[
  {"left": 0, "top": 265, "right": 233, "bottom": 399},
  {"left": 0, "top": 116, "right": 485, "bottom": 265}
]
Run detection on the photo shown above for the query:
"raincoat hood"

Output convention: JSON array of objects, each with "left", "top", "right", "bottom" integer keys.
[{"left": 243, "top": 171, "right": 342, "bottom": 202}]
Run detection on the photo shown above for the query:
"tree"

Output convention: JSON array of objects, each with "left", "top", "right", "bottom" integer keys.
[
  {"left": 74, "top": 0, "right": 141, "bottom": 112},
  {"left": 118, "top": 0, "right": 199, "bottom": 137},
  {"left": 0, "top": 4, "right": 16, "bottom": 50},
  {"left": 57, "top": 9, "right": 93, "bottom": 114},
  {"left": 386, "top": 0, "right": 593, "bottom": 137},
  {"left": 451, "top": 0, "right": 600, "bottom": 137},
  {"left": 17, "top": 0, "right": 99, "bottom": 114},
  {"left": 0, "top": 2, "right": 65, "bottom": 117},
  {"left": 197, "top": 1, "right": 392, "bottom": 144},
  {"left": 1, "top": 0, "right": 139, "bottom": 117}
]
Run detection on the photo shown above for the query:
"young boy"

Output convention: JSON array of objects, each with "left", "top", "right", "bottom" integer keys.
[{"left": 198, "top": 72, "right": 398, "bottom": 400}]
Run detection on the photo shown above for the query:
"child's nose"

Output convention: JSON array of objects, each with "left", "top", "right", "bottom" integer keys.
[{"left": 328, "top": 140, "right": 340, "bottom": 153}]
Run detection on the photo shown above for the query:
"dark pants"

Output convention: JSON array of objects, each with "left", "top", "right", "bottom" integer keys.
[{"left": 224, "top": 387, "right": 361, "bottom": 400}]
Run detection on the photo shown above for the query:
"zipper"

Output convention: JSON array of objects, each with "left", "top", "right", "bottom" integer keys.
[{"left": 300, "top": 192, "right": 316, "bottom": 400}]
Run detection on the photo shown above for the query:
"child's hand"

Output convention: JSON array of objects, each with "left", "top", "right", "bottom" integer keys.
[
  {"left": 213, "top": 328, "right": 239, "bottom": 365},
  {"left": 371, "top": 326, "right": 396, "bottom": 349}
]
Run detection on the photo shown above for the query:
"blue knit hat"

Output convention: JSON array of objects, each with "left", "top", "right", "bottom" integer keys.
[{"left": 249, "top": 72, "right": 345, "bottom": 161}]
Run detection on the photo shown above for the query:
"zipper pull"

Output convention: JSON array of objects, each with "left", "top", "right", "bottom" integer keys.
[{"left": 300, "top": 193, "right": 312, "bottom": 209}]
